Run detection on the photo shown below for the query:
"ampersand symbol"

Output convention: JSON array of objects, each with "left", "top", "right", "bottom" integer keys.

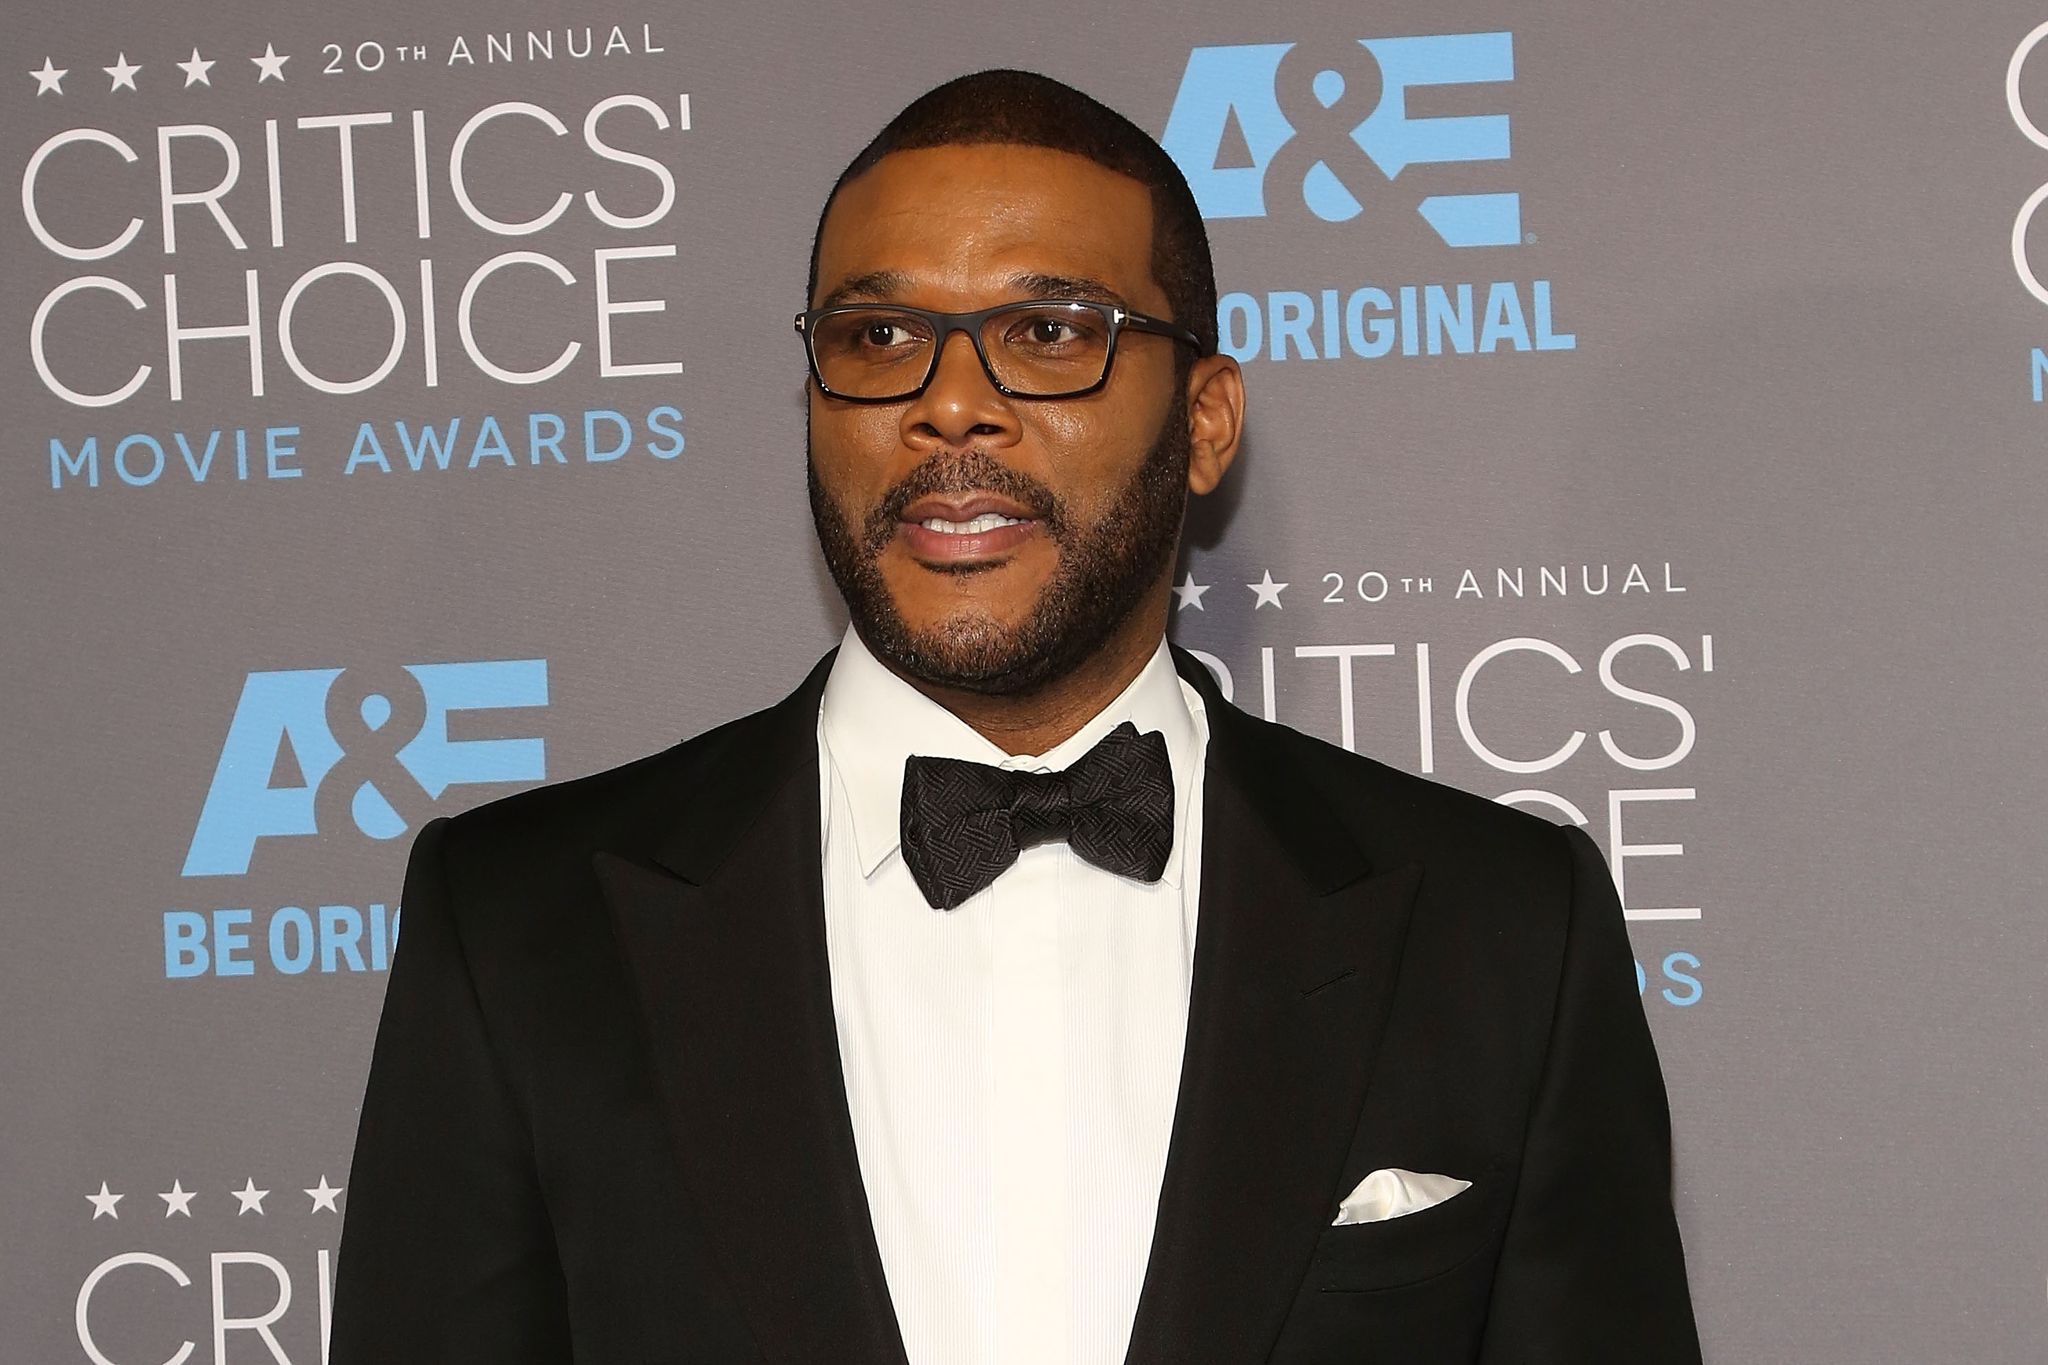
[
  {"left": 1264, "top": 40, "right": 1414, "bottom": 234},
  {"left": 317, "top": 666, "right": 433, "bottom": 842}
]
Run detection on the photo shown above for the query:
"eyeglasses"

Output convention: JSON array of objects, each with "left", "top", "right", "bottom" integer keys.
[{"left": 793, "top": 299, "right": 1204, "bottom": 402}]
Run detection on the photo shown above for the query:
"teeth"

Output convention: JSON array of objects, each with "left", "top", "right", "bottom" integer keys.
[{"left": 921, "top": 514, "right": 1025, "bottom": 534}]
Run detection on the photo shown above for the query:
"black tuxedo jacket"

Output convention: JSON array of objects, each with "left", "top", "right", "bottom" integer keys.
[{"left": 330, "top": 649, "right": 1700, "bottom": 1364}]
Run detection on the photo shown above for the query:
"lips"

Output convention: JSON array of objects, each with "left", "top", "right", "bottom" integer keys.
[{"left": 896, "top": 494, "right": 1041, "bottom": 564}]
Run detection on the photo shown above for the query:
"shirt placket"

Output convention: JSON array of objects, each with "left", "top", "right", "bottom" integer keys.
[{"left": 987, "top": 758, "right": 1071, "bottom": 1365}]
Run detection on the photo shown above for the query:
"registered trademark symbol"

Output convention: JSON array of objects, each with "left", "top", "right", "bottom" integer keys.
[{"left": 1524, "top": 232, "right": 1538, "bottom": 244}]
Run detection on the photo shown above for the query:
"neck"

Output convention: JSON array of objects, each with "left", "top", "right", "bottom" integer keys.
[{"left": 888, "top": 602, "right": 1170, "bottom": 757}]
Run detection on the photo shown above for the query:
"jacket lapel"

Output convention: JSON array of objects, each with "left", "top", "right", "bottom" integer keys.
[
  {"left": 596, "top": 651, "right": 911, "bottom": 1365},
  {"left": 1121, "top": 652, "right": 1424, "bottom": 1364}
]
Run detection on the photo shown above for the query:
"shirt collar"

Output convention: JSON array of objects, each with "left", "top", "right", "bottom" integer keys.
[{"left": 818, "top": 625, "right": 1206, "bottom": 886}]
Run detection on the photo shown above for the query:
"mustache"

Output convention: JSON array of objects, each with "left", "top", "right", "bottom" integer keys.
[{"left": 861, "top": 449, "right": 1071, "bottom": 554}]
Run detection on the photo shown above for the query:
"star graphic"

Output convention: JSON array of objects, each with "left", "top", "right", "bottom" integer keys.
[
  {"left": 304, "top": 1176, "right": 343, "bottom": 1214},
  {"left": 231, "top": 1178, "right": 269, "bottom": 1215},
  {"left": 103, "top": 53, "right": 141, "bottom": 92},
  {"left": 87, "top": 1182, "right": 123, "bottom": 1220},
  {"left": 250, "top": 43, "right": 289, "bottom": 83},
  {"left": 1248, "top": 569, "right": 1289, "bottom": 609},
  {"left": 1171, "top": 571, "right": 1210, "bottom": 612},
  {"left": 159, "top": 1180, "right": 196, "bottom": 1217},
  {"left": 30, "top": 58, "right": 67, "bottom": 96},
  {"left": 175, "top": 48, "right": 216, "bottom": 87}
]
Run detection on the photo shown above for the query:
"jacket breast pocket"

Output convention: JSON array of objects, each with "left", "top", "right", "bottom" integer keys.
[{"left": 1305, "top": 1174, "right": 1508, "bottom": 1294}]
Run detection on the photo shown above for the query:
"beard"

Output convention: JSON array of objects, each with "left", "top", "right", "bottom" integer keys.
[{"left": 808, "top": 392, "right": 1190, "bottom": 697}]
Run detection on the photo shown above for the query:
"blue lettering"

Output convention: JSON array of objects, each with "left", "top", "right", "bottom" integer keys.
[
  {"left": 214, "top": 908, "right": 254, "bottom": 977},
  {"left": 1423, "top": 283, "right": 1474, "bottom": 356},
  {"left": 175, "top": 430, "right": 218, "bottom": 481},
  {"left": 469, "top": 415, "right": 515, "bottom": 468},
  {"left": 528, "top": 411, "right": 568, "bottom": 464},
  {"left": 164, "top": 912, "right": 209, "bottom": 977},
  {"left": 1480, "top": 282, "right": 1531, "bottom": 351},
  {"left": 1345, "top": 288, "right": 1395, "bottom": 357},
  {"left": 369, "top": 901, "right": 392, "bottom": 970},
  {"left": 184, "top": 659, "right": 548, "bottom": 876},
  {"left": 50, "top": 435, "right": 99, "bottom": 488},
  {"left": 183, "top": 669, "right": 343, "bottom": 876},
  {"left": 583, "top": 409, "right": 630, "bottom": 462},
  {"left": 396, "top": 418, "right": 461, "bottom": 471},
  {"left": 1218, "top": 282, "right": 1573, "bottom": 362},
  {"left": 1218, "top": 293, "right": 1261, "bottom": 361},
  {"left": 264, "top": 426, "right": 300, "bottom": 479},
  {"left": 344, "top": 423, "right": 391, "bottom": 474},
  {"left": 48, "top": 426, "right": 288, "bottom": 488},
  {"left": 320, "top": 904, "right": 367, "bottom": 972},
  {"left": 394, "top": 659, "right": 548, "bottom": 797},
  {"left": 114, "top": 433, "right": 164, "bottom": 487},
  {"left": 1661, "top": 951, "right": 1703, "bottom": 1007},
  {"left": 1160, "top": 43, "right": 1295, "bottom": 218},
  {"left": 1268, "top": 291, "right": 1316, "bottom": 360},
  {"left": 270, "top": 906, "right": 315, "bottom": 974},
  {"left": 1360, "top": 33, "right": 1514, "bottom": 177},
  {"left": 1161, "top": 33, "right": 1519, "bottom": 244},
  {"left": 645, "top": 405, "right": 685, "bottom": 459},
  {"left": 1418, "top": 193, "right": 1520, "bottom": 249},
  {"left": 1533, "top": 280, "right": 1576, "bottom": 350}
]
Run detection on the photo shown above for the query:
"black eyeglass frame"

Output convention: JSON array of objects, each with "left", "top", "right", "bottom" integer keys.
[{"left": 793, "top": 299, "right": 1206, "bottom": 403}]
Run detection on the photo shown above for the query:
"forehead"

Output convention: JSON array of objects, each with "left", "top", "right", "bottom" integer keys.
[{"left": 813, "top": 143, "right": 1162, "bottom": 309}]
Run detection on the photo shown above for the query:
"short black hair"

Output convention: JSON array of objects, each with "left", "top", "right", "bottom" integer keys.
[{"left": 807, "top": 68, "right": 1218, "bottom": 357}]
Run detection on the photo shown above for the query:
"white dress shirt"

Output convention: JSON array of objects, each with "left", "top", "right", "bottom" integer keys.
[{"left": 816, "top": 626, "right": 1210, "bottom": 1365}]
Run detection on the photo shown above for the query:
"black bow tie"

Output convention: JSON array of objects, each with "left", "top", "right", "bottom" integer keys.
[{"left": 897, "top": 721, "right": 1175, "bottom": 911}]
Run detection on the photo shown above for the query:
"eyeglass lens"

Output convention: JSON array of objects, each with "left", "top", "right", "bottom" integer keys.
[{"left": 808, "top": 303, "right": 1113, "bottom": 399}]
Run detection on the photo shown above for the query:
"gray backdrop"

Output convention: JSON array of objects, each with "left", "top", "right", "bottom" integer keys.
[{"left": 6, "top": 1, "right": 2044, "bottom": 1360}]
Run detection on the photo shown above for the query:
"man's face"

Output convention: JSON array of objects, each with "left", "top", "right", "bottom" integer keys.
[{"left": 807, "top": 143, "right": 1192, "bottom": 696}]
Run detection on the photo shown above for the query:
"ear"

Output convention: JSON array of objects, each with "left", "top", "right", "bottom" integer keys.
[{"left": 1182, "top": 353, "right": 1245, "bottom": 497}]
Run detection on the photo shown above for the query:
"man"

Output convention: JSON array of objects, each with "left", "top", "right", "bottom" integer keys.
[{"left": 331, "top": 69, "right": 1700, "bottom": 1364}]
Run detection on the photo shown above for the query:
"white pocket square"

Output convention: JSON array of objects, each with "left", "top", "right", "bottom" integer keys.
[{"left": 1331, "top": 1168, "right": 1472, "bottom": 1226}]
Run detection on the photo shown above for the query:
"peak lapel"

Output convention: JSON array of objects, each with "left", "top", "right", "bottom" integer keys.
[
  {"left": 597, "top": 653, "right": 910, "bottom": 1365},
  {"left": 1122, "top": 656, "right": 1424, "bottom": 1364}
]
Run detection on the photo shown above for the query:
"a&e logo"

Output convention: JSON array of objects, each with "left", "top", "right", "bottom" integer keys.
[
  {"left": 1161, "top": 32, "right": 1519, "bottom": 246},
  {"left": 183, "top": 659, "right": 548, "bottom": 876}
]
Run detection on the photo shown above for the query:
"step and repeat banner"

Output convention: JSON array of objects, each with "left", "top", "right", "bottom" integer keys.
[{"left": 5, "top": 1, "right": 2044, "bottom": 1361}]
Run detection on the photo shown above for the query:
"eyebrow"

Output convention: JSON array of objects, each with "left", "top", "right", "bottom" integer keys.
[
  {"left": 816, "top": 270, "right": 912, "bottom": 310},
  {"left": 813, "top": 270, "right": 1134, "bottom": 312},
  {"left": 1009, "top": 273, "right": 1131, "bottom": 310}
]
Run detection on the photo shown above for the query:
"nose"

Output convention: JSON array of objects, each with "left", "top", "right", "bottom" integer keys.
[{"left": 900, "top": 328, "right": 1021, "bottom": 452}]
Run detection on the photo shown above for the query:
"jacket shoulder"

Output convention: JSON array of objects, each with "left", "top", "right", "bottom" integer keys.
[
  {"left": 1222, "top": 704, "right": 1574, "bottom": 894},
  {"left": 423, "top": 673, "right": 817, "bottom": 897}
]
